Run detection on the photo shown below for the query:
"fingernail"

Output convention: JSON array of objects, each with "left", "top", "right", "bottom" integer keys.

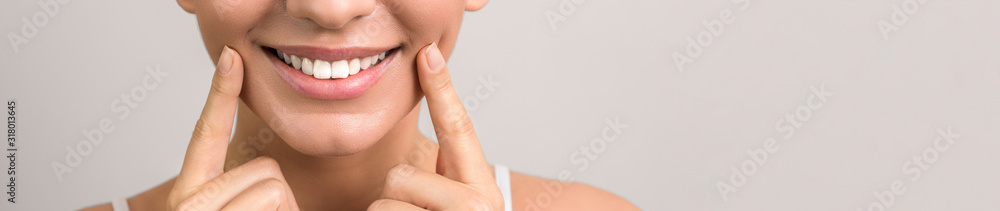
[
  {"left": 218, "top": 46, "right": 235, "bottom": 75},
  {"left": 424, "top": 43, "right": 444, "bottom": 73}
]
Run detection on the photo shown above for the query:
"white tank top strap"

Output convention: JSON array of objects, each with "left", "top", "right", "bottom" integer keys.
[
  {"left": 494, "top": 164, "right": 513, "bottom": 211},
  {"left": 110, "top": 197, "right": 130, "bottom": 211},
  {"left": 112, "top": 166, "right": 516, "bottom": 211}
]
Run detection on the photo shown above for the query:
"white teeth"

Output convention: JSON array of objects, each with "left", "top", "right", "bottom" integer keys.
[
  {"left": 313, "top": 60, "right": 332, "bottom": 79},
  {"left": 348, "top": 58, "right": 361, "bottom": 75},
  {"left": 278, "top": 49, "right": 390, "bottom": 79},
  {"left": 301, "top": 58, "right": 313, "bottom": 76},
  {"left": 331, "top": 60, "right": 349, "bottom": 79},
  {"left": 360, "top": 57, "right": 371, "bottom": 70},
  {"left": 291, "top": 55, "right": 302, "bottom": 70}
]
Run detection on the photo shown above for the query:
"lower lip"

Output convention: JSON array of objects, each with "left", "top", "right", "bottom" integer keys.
[{"left": 268, "top": 48, "right": 396, "bottom": 100}]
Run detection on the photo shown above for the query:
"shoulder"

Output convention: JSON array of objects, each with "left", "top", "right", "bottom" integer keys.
[
  {"left": 509, "top": 171, "right": 638, "bottom": 211},
  {"left": 80, "top": 178, "right": 176, "bottom": 211}
]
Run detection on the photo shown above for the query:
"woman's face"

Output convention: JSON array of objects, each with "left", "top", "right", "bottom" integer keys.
[{"left": 178, "top": 0, "right": 486, "bottom": 156}]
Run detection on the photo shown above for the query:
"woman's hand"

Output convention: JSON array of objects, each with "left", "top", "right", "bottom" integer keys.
[
  {"left": 167, "top": 46, "right": 300, "bottom": 211},
  {"left": 368, "top": 43, "right": 505, "bottom": 210}
]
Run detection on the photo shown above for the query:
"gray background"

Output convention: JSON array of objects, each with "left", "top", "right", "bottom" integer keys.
[{"left": 2, "top": 0, "right": 1000, "bottom": 210}]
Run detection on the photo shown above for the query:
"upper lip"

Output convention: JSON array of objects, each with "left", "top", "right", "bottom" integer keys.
[{"left": 267, "top": 45, "right": 398, "bottom": 61}]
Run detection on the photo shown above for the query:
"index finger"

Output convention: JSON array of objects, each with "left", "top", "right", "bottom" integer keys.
[
  {"left": 416, "top": 43, "right": 493, "bottom": 185},
  {"left": 176, "top": 46, "right": 244, "bottom": 190}
]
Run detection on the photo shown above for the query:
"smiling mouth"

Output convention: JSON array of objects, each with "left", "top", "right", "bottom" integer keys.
[
  {"left": 271, "top": 47, "right": 398, "bottom": 79},
  {"left": 261, "top": 45, "right": 401, "bottom": 100}
]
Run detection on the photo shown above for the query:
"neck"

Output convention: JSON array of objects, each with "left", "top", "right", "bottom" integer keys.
[{"left": 225, "top": 100, "right": 438, "bottom": 210}]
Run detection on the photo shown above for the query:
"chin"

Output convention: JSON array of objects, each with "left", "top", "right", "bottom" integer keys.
[
  {"left": 246, "top": 102, "right": 416, "bottom": 157},
  {"left": 277, "top": 115, "right": 390, "bottom": 156}
]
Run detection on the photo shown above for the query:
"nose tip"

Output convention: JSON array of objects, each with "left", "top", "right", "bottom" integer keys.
[{"left": 286, "top": 0, "right": 375, "bottom": 29}]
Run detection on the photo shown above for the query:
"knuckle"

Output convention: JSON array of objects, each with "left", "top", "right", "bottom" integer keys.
[
  {"left": 367, "top": 199, "right": 390, "bottom": 211},
  {"left": 437, "top": 114, "right": 475, "bottom": 141},
  {"left": 258, "top": 178, "right": 288, "bottom": 199},
  {"left": 211, "top": 171, "right": 236, "bottom": 187},
  {"left": 191, "top": 118, "right": 215, "bottom": 141},
  {"left": 480, "top": 185, "right": 504, "bottom": 209},
  {"left": 175, "top": 193, "right": 210, "bottom": 211},
  {"left": 384, "top": 164, "right": 415, "bottom": 187},
  {"left": 174, "top": 201, "right": 197, "bottom": 211},
  {"left": 449, "top": 114, "right": 476, "bottom": 137},
  {"left": 197, "top": 179, "right": 224, "bottom": 200},
  {"left": 210, "top": 75, "right": 233, "bottom": 96},
  {"left": 461, "top": 193, "right": 493, "bottom": 211},
  {"left": 251, "top": 156, "right": 280, "bottom": 169},
  {"left": 430, "top": 75, "right": 454, "bottom": 93},
  {"left": 247, "top": 156, "right": 284, "bottom": 177}
]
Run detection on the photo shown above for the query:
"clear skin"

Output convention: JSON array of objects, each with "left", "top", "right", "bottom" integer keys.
[{"left": 83, "top": 0, "right": 638, "bottom": 210}]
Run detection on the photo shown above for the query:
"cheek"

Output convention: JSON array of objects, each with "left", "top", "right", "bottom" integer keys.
[
  {"left": 210, "top": 0, "right": 243, "bottom": 16},
  {"left": 393, "top": 0, "right": 465, "bottom": 46},
  {"left": 195, "top": 0, "right": 273, "bottom": 61}
]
